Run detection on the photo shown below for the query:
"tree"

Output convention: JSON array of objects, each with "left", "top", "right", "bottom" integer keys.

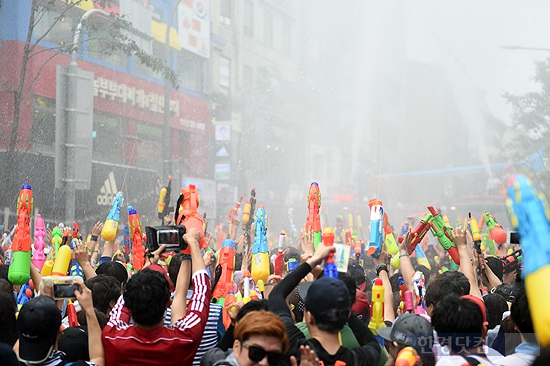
[
  {"left": 0, "top": 0, "right": 178, "bottom": 206},
  {"left": 504, "top": 57, "right": 550, "bottom": 195}
]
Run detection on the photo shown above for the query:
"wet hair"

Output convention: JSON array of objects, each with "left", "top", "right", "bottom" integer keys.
[
  {"left": 510, "top": 288, "right": 536, "bottom": 343},
  {"left": 234, "top": 311, "right": 288, "bottom": 353},
  {"left": 431, "top": 295, "right": 484, "bottom": 353},
  {"left": 124, "top": 269, "right": 170, "bottom": 326},
  {"left": 425, "top": 272, "right": 469, "bottom": 308},
  {"left": 84, "top": 274, "right": 121, "bottom": 314},
  {"left": 483, "top": 293, "right": 508, "bottom": 330},
  {"left": 95, "top": 261, "right": 128, "bottom": 287},
  {"left": 338, "top": 272, "right": 357, "bottom": 304},
  {"left": 284, "top": 248, "right": 300, "bottom": 262},
  {"left": 236, "top": 299, "right": 269, "bottom": 322},
  {"left": 76, "top": 308, "right": 109, "bottom": 329}
]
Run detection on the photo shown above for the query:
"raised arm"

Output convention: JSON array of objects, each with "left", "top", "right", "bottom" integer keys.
[
  {"left": 454, "top": 226, "right": 482, "bottom": 299},
  {"left": 76, "top": 280, "right": 105, "bottom": 366}
]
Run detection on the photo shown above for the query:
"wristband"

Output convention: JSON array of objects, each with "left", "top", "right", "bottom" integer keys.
[
  {"left": 376, "top": 266, "right": 388, "bottom": 276},
  {"left": 375, "top": 263, "right": 387, "bottom": 271},
  {"left": 399, "top": 253, "right": 409, "bottom": 258},
  {"left": 91, "top": 235, "right": 98, "bottom": 242}
]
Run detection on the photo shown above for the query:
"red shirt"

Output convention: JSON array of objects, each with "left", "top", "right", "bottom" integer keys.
[{"left": 102, "top": 271, "right": 211, "bottom": 366}]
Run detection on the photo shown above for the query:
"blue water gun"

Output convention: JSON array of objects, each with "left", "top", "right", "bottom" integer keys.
[
  {"left": 506, "top": 174, "right": 550, "bottom": 346},
  {"left": 69, "top": 239, "right": 84, "bottom": 278},
  {"left": 367, "top": 199, "right": 384, "bottom": 258},
  {"left": 251, "top": 206, "right": 269, "bottom": 283},
  {"left": 101, "top": 191, "right": 124, "bottom": 242}
]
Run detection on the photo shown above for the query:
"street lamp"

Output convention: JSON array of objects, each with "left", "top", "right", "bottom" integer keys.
[{"left": 64, "top": 9, "right": 109, "bottom": 223}]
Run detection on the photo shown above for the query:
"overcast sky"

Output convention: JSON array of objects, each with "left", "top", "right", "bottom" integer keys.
[{"left": 406, "top": 0, "right": 550, "bottom": 125}]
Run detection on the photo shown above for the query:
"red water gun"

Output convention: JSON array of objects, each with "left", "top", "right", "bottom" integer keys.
[
  {"left": 128, "top": 206, "right": 145, "bottom": 271},
  {"left": 174, "top": 183, "right": 206, "bottom": 250}
]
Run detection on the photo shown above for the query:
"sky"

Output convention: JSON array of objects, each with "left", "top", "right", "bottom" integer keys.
[{"left": 406, "top": 0, "right": 550, "bottom": 125}]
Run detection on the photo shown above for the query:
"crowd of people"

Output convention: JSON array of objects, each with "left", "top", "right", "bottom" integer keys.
[{"left": 0, "top": 179, "right": 548, "bottom": 366}]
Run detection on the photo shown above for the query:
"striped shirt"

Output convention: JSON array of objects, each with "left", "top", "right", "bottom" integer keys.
[{"left": 165, "top": 303, "right": 224, "bottom": 366}]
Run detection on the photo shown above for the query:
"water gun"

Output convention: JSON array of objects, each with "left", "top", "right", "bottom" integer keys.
[
  {"left": 69, "top": 239, "right": 84, "bottom": 278},
  {"left": 399, "top": 212, "right": 432, "bottom": 255},
  {"left": 157, "top": 177, "right": 173, "bottom": 223},
  {"left": 222, "top": 290, "right": 237, "bottom": 329},
  {"left": 174, "top": 183, "right": 207, "bottom": 249},
  {"left": 51, "top": 245, "right": 72, "bottom": 277},
  {"left": 414, "top": 244, "right": 431, "bottom": 270},
  {"left": 41, "top": 260, "right": 53, "bottom": 276},
  {"left": 468, "top": 213, "right": 485, "bottom": 272},
  {"left": 384, "top": 213, "right": 399, "bottom": 257},
  {"left": 32, "top": 214, "right": 46, "bottom": 271},
  {"left": 305, "top": 182, "right": 322, "bottom": 249},
  {"left": 506, "top": 174, "right": 550, "bottom": 346},
  {"left": 101, "top": 191, "right": 124, "bottom": 242},
  {"left": 398, "top": 276, "right": 406, "bottom": 311},
  {"left": 483, "top": 232, "right": 497, "bottom": 256},
  {"left": 367, "top": 199, "right": 384, "bottom": 258},
  {"left": 67, "top": 299, "right": 79, "bottom": 327},
  {"left": 213, "top": 239, "right": 236, "bottom": 304},
  {"left": 442, "top": 214, "right": 450, "bottom": 226},
  {"left": 241, "top": 188, "right": 256, "bottom": 252},
  {"left": 348, "top": 213, "right": 354, "bottom": 229},
  {"left": 395, "top": 347, "right": 420, "bottom": 366},
  {"left": 404, "top": 290, "right": 414, "bottom": 313},
  {"left": 128, "top": 206, "right": 146, "bottom": 271},
  {"left": 481, "top": 211, "right": 507, "bottom": 246},
  {"left": 251, "top": 206, "right": 269, "bottom": 283},
  {"left": 502, "top": 249, "right": 522, "bottom": 275},
  {"left": 51, "top": 226, "right": 63, "bottom": 261},
  {"left": 228, "top": 196, "right": 243, "bottom": 234},
  {"left": 323, "top": 228, "right": 337, "bottom": 279},
  {"left": 427, "top": 206, "right": 460, "bottom": 264},
  {"left": 368, "top": 278, "right": 386, "bottom": 335},
  {"left": 335, "top": 215, "right": 344, "bottom": 242},
  {"left": 243, "top": 269, "right": 251, "bottom": 304},
  {"left": 123, "top": 224, "right": 131, "bottom": 255},
  {"left": 72, "top": 222, "right": 82, "bottom": 241},
  {"left": 8, "top": 184, "right": 34, "bottom": 285},
  {"left": 274, "top": 232, "right": 285, "bottom": 276},
  {"left": 287, "top": 258, "right": 298, "bottom": 273},
  {"left": 16, "top": 280, "right": 34, "bottom": 308}
]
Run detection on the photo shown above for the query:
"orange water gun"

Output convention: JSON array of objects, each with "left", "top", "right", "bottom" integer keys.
[
  {"left": 128, "top": 206, "right": 145, "bottom": 271},
  {"left": 174, "top": 183, "right": 206, "bottom": 250},
  {"left": 8, "top": 184, "right": 34, "bottom": 285}
]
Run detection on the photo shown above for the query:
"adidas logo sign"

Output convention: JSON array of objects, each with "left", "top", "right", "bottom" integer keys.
[{"left": 97, "top": 172, "right": 118, "bottom": 206}]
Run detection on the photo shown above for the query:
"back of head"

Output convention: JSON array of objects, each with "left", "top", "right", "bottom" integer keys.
[
  {"left": 58, "top": 326, "right": 89, "bottom": 361},
  {"left": 485, "top": 257, "right": 503, "bottom": 281},
  {"left": 234, "top": 311, "right": 288, "bottom": 353},
  {"left": 124, "top": 269, "right": 170, "bottom": 327},
  {"left": 85, "top": 274, "right": 121, "bottom": 314},
  {"left": 431, "top": 295, "right": 484, "bottom": 353},
  {"left": 236, "top": 299, "right": 269, "bottom": 322},
  {"left": 483, "top": 293, "right": 508, "bottom": 330},
  {"left": 96, "top": 261, "right": 128, "bottom": 287},
  {"left": 168, "top": 253, "right": 184, "bottom": 287},
  {"left": 424, "top": 272, "right": 469, "bottom": 308},
  {"left": 510, "top": 288, "right": 536, "bottom": 343},
  {"left": 0, "top": 291, "right": 17, "bottom": 347},
  {"left": 304, "top": 277, "right": 351, "bottom": 334},
  {"left": 337, "top": 272, "right": 357, "bottom": 304}
]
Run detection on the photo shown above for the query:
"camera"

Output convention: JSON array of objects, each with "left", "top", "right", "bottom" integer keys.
[
  {"left": 506, "top": 231, "right": 520, "bottom": 244},
  {"left": 42, "top": 276, "right": 83, "bottom": 300},
  {"left": 145, "top": 226, "right": 188, "bottom": 253}
]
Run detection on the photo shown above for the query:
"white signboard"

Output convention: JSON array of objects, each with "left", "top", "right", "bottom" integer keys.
[{"left": 178, "top": 0, "right": 211, "bottom": 59}]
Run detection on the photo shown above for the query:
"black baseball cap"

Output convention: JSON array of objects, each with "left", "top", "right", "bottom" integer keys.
[
  {"left": 301, "top": 277, "right": 351, "bottom": 328},
  {"left": 17, "top": 296, "right": 62, "bottom": 363},
  {"left": 376, "top": 313, "right": 434, "bottom": 354}
]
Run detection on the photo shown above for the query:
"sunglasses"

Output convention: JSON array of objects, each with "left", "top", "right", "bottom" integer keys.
[{"left": 242, "top": 343, "right": 283, "bottom": 366}]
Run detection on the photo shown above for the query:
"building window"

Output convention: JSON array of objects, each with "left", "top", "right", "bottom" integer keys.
[
  {"left": 93, "top": 112, "right": 123, "bottom": 164},
  {"left": 219, "top": 56, "right": 230, "bottom": 95},
  {"left": 31, "top": 97, "right": 56, "bottom": 153},
  {"left": 263, "top": 10, "right": 273, "bottom": 47},
  {"left": 178, "top": 49, "right": 205, "bottom": 93},
  {"left": 243, "top": 65, "right": 253, "bottom": 88},
  {"left": 87, "top": 18, "right": 128, "bottom": 68},
  {"left": 282, "top": 21, "right": 291, "bottom": 56},
  {"left": 220, "top": 0, "right": 232, "bottom": 25},
  {"left": 134, "top": 41, "right": 164, "bottom": 80},
  {"left": 243, "top": 0, "right": 253, "bottom": 37},
  {"left": 33, "top": 9, "right": 75, "bottom": 46}
]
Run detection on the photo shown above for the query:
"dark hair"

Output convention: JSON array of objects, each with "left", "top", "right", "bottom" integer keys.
[
  {"left": 124, "top": 269, "right": 170, "bottom": 326},
  {"left": 493, "top": 316, "right": 521, "bottom": 356},
  {"left": 389, "top": 273, "right": 401, "bottom": 293},
  {"left": 510, "top": 288, "right": 535, "bottom": 342},
  {"left": 168, "top": 253, "right": 184, "bottom": 287},
  {"left": 431, "top": 295, "right": 484, "bottom": 353},
  {"left": 84, "top": 274, "right": 121, "bottom": 314},
  {"left": 0, "top": 278, "right": 13, "bottom": 297},
  {"left": 235, "top": 253, "right": 243, "bottom": 271},
  {"left": 483, "top": 293, "right": 508, "bottom": 330},
  {"left": 338, "top": 272, "right": 357, "bottom": 304},
  {"left": 236, "top": 299, "right": 269, "bottom": 322},
  {"left": 0, "top": 291, "right": 17, "bottom": 347},
  {"left": 485, "top": 257, "right": 503, "bottom": 281},
  {"left": 425, "top": 272, "right": 469, "bottom": 307},
  {"left": 284, "top": 248, "right": 300, "bottom": 263},
  {"left": 95, "top": 261, "right": 128, "bottom": 287},
  {"left": 439, "top": 271, "right": 470, "bottom": 295},
  {"left": 76, "top": 308, "right": 108, "bottom": 330},
  {"left": 0, "top": 264, "right": 11, "bottom": 285}
]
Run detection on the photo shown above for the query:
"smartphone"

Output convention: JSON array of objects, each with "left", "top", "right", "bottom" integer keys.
[
  {"left": 43, "top": 276, "right": 83, "bottom": 299},
  {"left": 507, "top": 231, "right": 520, "bottom": 244}
]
